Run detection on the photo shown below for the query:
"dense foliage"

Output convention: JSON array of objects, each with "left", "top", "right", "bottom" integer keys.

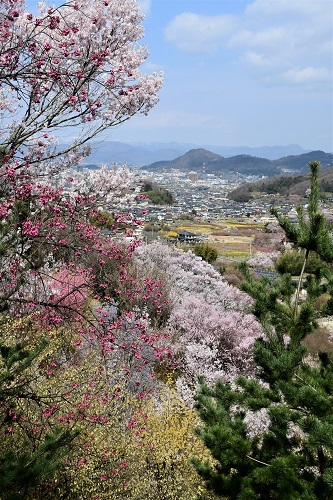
[
  {"left": 141, "top": 180, "right": 175, "bottom": 205},
  {"left": 134, "top": 242, "right": 261, "bottom": 404},
  {"left": 275, "top": 249, "right": 325, "bottom": 276},
  {"left": 193, "top": 242, "right": 219, "bottom": 263}
]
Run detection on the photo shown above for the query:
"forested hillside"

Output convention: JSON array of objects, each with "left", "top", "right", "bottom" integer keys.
[{"left": 229, "top": 168, "right": 333, "bottom": 201}]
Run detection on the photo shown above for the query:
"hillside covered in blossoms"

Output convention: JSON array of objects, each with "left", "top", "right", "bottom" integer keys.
[{"left": 1, "top": 1, "right": 333, "bottom": 499}]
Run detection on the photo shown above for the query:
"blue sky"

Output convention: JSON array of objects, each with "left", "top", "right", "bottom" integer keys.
[{"left": 26, "top": 1, "right": 333, "bottom": 151}]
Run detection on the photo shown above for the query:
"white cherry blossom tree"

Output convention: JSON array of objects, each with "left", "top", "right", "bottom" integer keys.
[{"left": 0, "top": 0, "right": 163, "bottom": 173}]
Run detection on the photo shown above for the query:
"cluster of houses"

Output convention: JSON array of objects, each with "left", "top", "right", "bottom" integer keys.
[
  {"left": 60, "top": 164, "right": 333, "bottom": 236},
  {"left": 129, "top": 172, "right": 301, "bottom": 225}
]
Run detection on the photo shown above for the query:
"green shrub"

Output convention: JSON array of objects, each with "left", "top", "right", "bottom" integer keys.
[{"left": 193, "top": 243, "right": 218, "bottom": 263}]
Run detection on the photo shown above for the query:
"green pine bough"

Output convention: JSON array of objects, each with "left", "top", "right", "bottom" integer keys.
[{"left": 192, "top": 162, "right": 333, "bottom": 499}]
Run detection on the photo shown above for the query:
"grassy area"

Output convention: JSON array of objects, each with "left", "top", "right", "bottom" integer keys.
[
  {"left": 176, "top": 222, "right": 222, "bottom": 234},
  {"left": 224, "top": 220, "right": 265, "bottom": 230},
  {"left": 224, "top": 249, "right": 249, "bottom": 259},
  {"left": 208, "top": 240, "right": 250, "bottom": 259}
]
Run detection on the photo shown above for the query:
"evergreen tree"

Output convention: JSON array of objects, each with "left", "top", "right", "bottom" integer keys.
[{"left": 192, "top": 162, "right": 333, "bottom": 499}]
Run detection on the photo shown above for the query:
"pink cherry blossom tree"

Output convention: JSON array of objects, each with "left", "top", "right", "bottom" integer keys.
[
  {"left": 134, "top": 242, "right": 263, "bottom": 403},
  {"left": 247, "top": 251, "right": 280, "bottom": 270},
  {"left": 0, "top": 2, "right": 165, "bottom": 496},
  {"left": 0, "top": 0, "right": 163, "bottom": 323},
  {"left": 134, "top": 241, "right": 253, "bottom": 312}
]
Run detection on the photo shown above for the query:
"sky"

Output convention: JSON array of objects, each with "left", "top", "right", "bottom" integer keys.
[
  {"left": 122, "top": 0, "right": 333, "bottom": 152},
  {"left": 26, "top": 1, "right": 333, "bottom": 151}
]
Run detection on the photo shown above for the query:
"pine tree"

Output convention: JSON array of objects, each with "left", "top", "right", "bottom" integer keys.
[{"left": 192, "top": 162, "right": 333, "bottom": 499}]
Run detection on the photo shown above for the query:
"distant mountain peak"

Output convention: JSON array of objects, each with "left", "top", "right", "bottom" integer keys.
[{"left": 142, "top": 149, "right": 333, "bottom": 177}]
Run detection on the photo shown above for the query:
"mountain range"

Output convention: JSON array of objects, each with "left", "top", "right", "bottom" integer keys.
[
  {"left": 141, "top": 149, "right": 333, "bottom": 177},
  {"left": 77, "top": 141, "right": 317, "bottom": 167}
]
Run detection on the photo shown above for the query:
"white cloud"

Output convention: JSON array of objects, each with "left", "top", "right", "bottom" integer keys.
[
  {"left": 280, "top": 66, "right": 332, "bottom": 84},
  {"left": 230, "top": 26, "right": 289, "bottom": 51},
  {"left": 165, "top": 13, "right": 236, "bottom": 53},
  {"left": 242, "top": 51, "right": 270, "bottom": 67},
  {"left": 244, "top": 0, "right": 329, "bottom": 20},
  {"left": 165, "top": 0, "right": 332, "bottom": 87}
]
